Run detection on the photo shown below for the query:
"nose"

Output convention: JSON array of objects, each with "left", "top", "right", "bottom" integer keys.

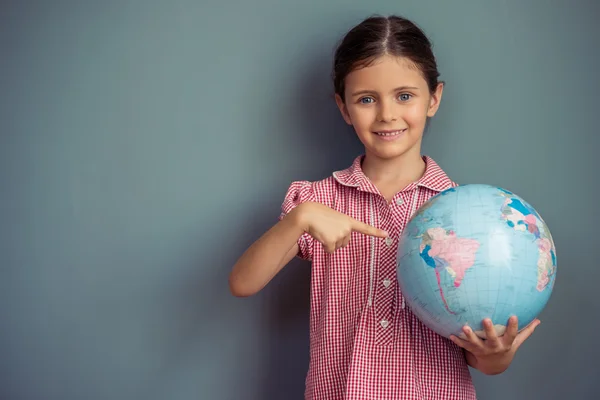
[{"left": 377, "top": 99, "right": 397, "bottom": 122}]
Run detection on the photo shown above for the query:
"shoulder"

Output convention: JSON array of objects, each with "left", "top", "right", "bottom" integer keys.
[
  {"left": 418, "top": 156, "right": 458, "bottom": 192},
  {"left": 281, "top": 175, "right": 341, "bottom": 205},
  {"left": 279, "top": 176, "right": 344, "bottom": 222},
  {"left": 282, "top": 156, "right": 363, "bottom": 203}
]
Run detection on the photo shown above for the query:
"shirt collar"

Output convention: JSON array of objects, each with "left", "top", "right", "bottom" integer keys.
[{"left": 332, "top": 155, "right": 454, "bottom": 193}]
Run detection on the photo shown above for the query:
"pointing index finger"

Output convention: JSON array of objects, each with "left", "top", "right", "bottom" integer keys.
[{"left": 351, "top": 219, "right": 388, "bottom": 238}]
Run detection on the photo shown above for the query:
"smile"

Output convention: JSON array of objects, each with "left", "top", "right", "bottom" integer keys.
[{"left": 374, "top": 129, "right": 406, "bottom": 137}]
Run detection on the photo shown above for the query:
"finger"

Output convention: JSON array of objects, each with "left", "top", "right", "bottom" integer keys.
[
  {"left": 482, "top": 319, "right": 501, "bottom": 347},
  {"left": 323, "top": 241, "right": 336, "bottom": 254},
  {"left": 460, "top": 325, "right": 484, "bottom": 349},
  {"left": 339, "top": 236, "right": 351, "bottom": 248},
  {"left": 502, "top": 316, "right": 519, "bottom": 345},
  {"left": 513, "top": 319, "right": 541, "bottom": 350},
  {"left": 449, "top": 334, "right": 477, "bottom": 353},
  {"left": 350, "top": 219, "right": 388, "bottom": 238}
]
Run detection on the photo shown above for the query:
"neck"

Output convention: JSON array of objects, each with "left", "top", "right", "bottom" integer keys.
[{"left": 361, "top": 147, "right": 426, "bottom": 185}]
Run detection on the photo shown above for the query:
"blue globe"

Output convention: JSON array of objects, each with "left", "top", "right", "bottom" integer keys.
[{"left": 396, "top": 184, "right": 557, "bottom": 339}]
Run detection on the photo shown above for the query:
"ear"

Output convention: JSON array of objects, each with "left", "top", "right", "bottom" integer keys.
[
  {"left": 426, "top": 82, "right": 444, "bottom": 117},
  {"left": 335, "top": 93, "right": 353, "bottom": 125}
]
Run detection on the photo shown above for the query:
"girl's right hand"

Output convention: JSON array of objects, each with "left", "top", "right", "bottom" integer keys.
[{"left": 292, "top": 202, "right": 388, "bottom": 253}]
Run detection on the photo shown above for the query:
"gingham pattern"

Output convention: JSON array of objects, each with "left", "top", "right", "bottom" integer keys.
[{"left": 280, "top": 155, "right": 477, "bottom": 400}]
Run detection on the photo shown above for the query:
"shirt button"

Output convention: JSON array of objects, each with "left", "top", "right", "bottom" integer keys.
[
  {"left": 385, "top": 237, "right": 393, "bottom": 247},
  {"left": 380, "top": 319, "right": 390, "bottom": 329},
  {"left": 382, "top": 278, "right": 391, "bottom": 288},
  {"left": 396, "top": 197, "right": 404, "bottom": 205}
]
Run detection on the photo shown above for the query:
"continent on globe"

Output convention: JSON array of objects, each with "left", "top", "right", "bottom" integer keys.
[
  {"left": 419, "top": 227, "right": 480, "bottom": 314},
  {"left": 536, "top": 238, "right": 555, "bottom": 291},
  {"left": 499, "top": 191, "right": 557, "bottom": 292}
]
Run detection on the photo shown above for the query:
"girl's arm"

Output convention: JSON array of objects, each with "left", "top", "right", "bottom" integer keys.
[
  {"left": 229, "top": 201, "right": 386, "bottom": 297},
  {"left": 228, "top": 208, "right": 305, "bottom": 297}
]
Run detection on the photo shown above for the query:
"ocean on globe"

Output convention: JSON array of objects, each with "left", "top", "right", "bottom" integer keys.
[{"left": 396, "top": 184, "right": 557, "bottom": 339}]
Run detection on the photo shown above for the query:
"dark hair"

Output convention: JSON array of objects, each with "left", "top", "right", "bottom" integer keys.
[{"left": 333, "top": 15, "right": 441, "bottom": 101}]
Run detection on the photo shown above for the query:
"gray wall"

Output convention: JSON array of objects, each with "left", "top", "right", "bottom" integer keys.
[{"left": 1, "top": 1, "right": 598, "bottom": 399}]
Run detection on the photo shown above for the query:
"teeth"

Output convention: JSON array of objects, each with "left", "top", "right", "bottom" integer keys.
[{"left": 376, "top": 130, "right": 404, "bottom": 136}]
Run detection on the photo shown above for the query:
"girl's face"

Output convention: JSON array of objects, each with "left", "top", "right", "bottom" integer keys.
[{"left": 335, "top": 55, "right": 443, "bottom": 162}]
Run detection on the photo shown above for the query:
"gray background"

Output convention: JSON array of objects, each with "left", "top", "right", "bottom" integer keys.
[{"left": 1, "top": 0, "right": 598, "bottom": 399}]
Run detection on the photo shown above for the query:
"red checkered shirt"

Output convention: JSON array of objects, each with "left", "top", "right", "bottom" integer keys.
[{"left": 280, "top": 155, "right": 477, "bottom": 400}]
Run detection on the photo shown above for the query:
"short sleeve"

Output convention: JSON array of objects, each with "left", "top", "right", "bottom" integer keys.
[{"left": 279, "top": 180, "right": 315, "bottom": 261}]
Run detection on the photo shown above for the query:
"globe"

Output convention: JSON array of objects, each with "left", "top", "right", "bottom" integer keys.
[{"left": 396, "top": 184, "right": 557, "bottom": 339}]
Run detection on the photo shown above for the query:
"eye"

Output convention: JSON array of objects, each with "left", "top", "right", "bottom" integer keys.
[
  {"left": 398, "top": 93, "right": 412, "bottom": 101},
  {"left": 359, "top": 97, "right": 375, "bottom": 104}
]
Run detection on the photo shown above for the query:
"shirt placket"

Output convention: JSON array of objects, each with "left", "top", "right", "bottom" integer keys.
[{"left": 372, "top": 193, "right": 409, "bottom": 345}]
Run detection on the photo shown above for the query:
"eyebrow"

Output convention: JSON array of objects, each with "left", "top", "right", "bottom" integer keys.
[{"left": 350, "top": 86, "right": 420, "bottom": 97}]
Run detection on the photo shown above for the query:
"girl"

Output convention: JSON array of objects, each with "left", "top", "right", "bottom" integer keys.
[{"left": 229, "top": 14, "right": 539, "bottom": 400}]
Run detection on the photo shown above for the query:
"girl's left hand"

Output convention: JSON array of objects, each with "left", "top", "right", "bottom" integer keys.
[{"left": 449, "top": 316, "right": 541, "bottom": 375}]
